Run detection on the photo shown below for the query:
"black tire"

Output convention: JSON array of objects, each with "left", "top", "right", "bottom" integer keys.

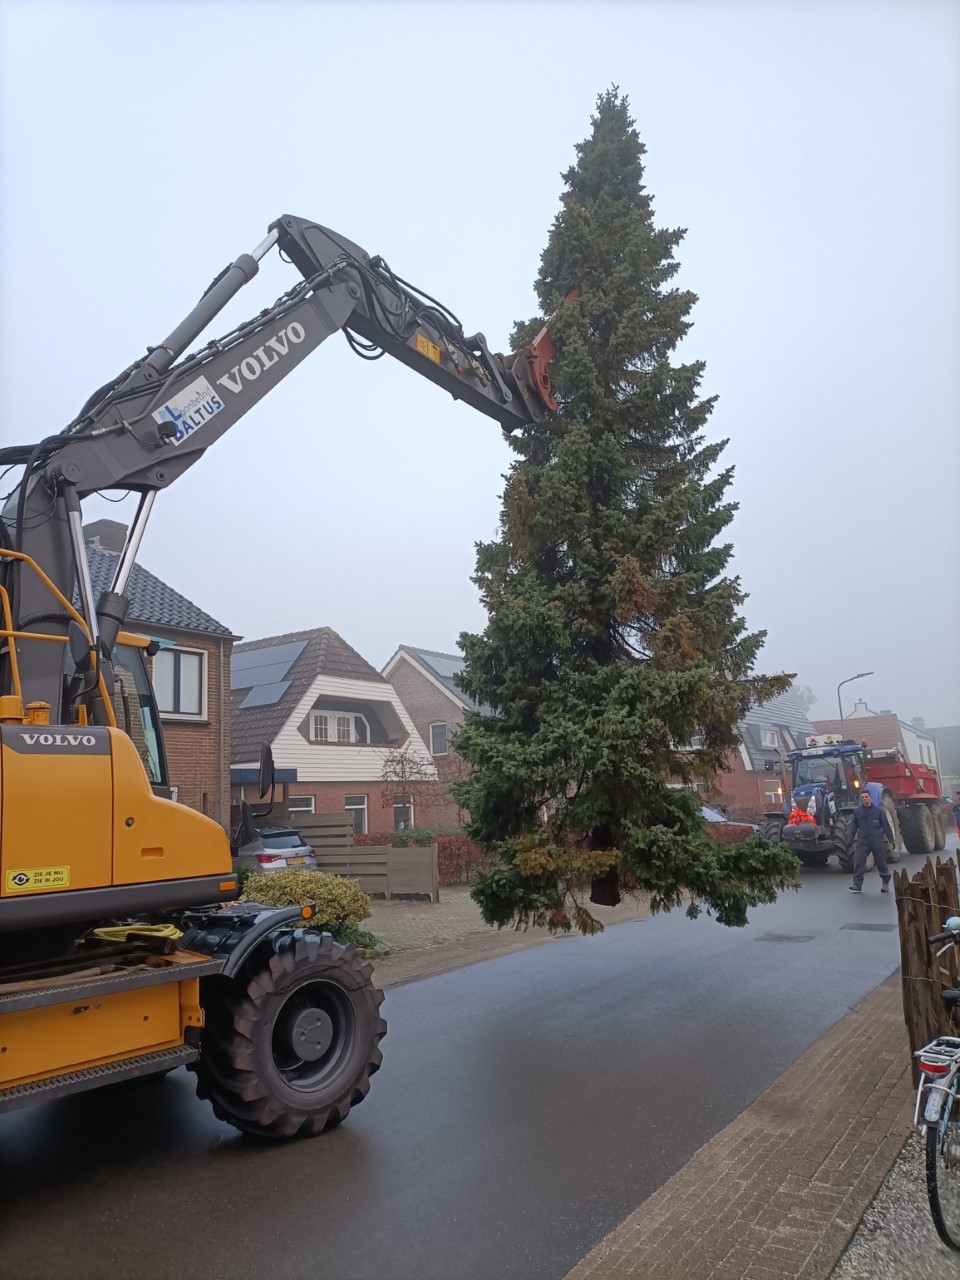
[
  {"left": 192, "top": 929, "right": 386, "bottom": 1140},
  {"left": 760, "top": 817, "right": 786, "bottom": 844},
  {"left": 933, "top": 806, "right": 947, "bottom": 853},
  {"left": 835, "top": 812, "right": 856, "bottom": 873},
  {"left": 882, "top": 796, "right": 902, "bottom": 863},
  {"left": 901, "top": 803, "right": 935, "bottom": 857},
  {"left": 926, "top": 1100, "right": 960, "bottom": 1250}
]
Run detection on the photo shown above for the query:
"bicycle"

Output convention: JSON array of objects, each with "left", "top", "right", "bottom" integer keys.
[{"left": 914, "top": 914, "right": 960, "bottom": 1250}]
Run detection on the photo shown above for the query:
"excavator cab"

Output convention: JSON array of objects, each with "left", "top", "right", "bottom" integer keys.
[{"left": 61, "top": 627, "right": 170, "bottom": 791}]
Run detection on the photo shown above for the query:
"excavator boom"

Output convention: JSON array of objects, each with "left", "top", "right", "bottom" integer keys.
[{"left": 0, "top": 214, "right": 559, "bottom": 715}]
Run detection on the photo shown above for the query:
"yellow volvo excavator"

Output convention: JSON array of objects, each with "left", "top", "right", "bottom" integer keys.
[{"left": 0, "top": 215, "right": 558, "bottom": 1137}]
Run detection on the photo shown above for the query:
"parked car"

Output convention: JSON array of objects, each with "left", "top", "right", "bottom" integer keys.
[
  {"left": 234, "top": 823, "right": 317, "bottom": 874},
  {"left": 700, "top": 804, "right": 758, "bottom": 832}
]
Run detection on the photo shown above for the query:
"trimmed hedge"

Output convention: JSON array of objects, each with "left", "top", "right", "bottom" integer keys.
[
  {"left": 241, "top": 870, "right": 371, "bottom": 934},
  {"left": 704, "top": 820, "right": 759, "bottom": 845}
]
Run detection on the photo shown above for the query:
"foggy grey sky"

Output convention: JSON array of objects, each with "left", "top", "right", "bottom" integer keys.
[{"left": 1, "top": 0, "right": 957, "bottom": 724}]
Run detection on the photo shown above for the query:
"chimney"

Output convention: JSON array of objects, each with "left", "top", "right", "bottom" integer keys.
[{"left": 82, "top": 519, "right": 127, "bottom": 553}]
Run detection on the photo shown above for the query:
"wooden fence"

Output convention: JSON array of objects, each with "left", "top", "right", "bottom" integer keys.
[
  {"left": 290, "top": 812, "right": 356, "bottom": 853},
  {"left": 290, "top": 814, "right": 439, "bottom": 901},
  {"left": 894, "top": 856, "right": 960, "bottom": 1080}
]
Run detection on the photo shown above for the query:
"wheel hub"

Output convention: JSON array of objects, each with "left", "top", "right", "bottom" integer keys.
[{"left": 289, "top": 1007, "right": 335, "bottom": 1061}]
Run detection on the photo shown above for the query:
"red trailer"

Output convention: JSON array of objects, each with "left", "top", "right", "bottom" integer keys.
[{"left": 862, "top": 744, "right": 946, "bottom": 855}]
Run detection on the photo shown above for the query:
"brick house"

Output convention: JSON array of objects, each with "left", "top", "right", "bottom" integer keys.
[
  {"left": 383, "top": 647, "right": 820, "bottom": 824},
  {"left": 231, "top": 628, "right": 435, "bottom": 836},
  {"left": 380, "top": 646, "right": 478, "bottom": 828},
  {"left": 811, "top": 702, "right": 942, "bottom": 775},
  {"left": 928, "top": 726, "right": 960, "bottom": 800},
  {"left": 83, "top": 518, "right": 235, "bottom": 828},
  {"left": 710, "top": 690, "right": 816, "bottom": 818}
]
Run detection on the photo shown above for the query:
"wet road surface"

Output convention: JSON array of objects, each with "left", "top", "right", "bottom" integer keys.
[{"left": 0, "top": 867, "right": 903, "bottom": 1279}]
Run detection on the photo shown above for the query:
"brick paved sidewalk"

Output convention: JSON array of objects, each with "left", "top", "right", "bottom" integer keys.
[{"left": 564, "top": 973, "right": 913, "bottom": 1280}]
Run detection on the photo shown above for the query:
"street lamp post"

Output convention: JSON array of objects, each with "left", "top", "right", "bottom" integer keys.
[{"left": 837, "top": 671, "right": 874, "bottom": 722}]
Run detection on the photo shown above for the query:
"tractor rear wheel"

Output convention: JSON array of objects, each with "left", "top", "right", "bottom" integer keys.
[
  {"left": 933, "top": 806, "right": 947, "bottom": 852},
  {"left": 882, "top": 796, "right": 902, "bottom": 863},
  {"left": 901, "top": 803, "right": 936, "bottom": 857},
  {"left": 192, "top": 930, "right": 386, "bottom": 1140}
]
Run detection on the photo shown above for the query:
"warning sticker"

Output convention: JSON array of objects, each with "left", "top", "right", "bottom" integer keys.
[
  {"left": 5, "top": 866, "right": 70, "bottom": 892},
  {"left": 415, "top": 333, "right": 442, "bottom": 364}
]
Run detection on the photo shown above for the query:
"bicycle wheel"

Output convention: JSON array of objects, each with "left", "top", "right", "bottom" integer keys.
[{"left": 926, "top": 1089, "right": 960, "bottom": 1250}]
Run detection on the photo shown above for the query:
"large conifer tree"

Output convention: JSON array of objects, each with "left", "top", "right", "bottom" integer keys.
[{"left": 455, "top": 90, "right": 798, "bottom": 932}]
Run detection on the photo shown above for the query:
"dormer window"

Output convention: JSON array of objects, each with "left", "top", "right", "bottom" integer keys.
[{"left": 309, "top": 710, "right": 370, "bottom": 744}]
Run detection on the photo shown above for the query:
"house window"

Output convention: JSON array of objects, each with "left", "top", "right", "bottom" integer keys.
[
  {"left": 429, "top": 722, "right": 448, "bottom": 755},
  {"left": 309, "top": 710, "right": 370, "bottom": 744},
  {"left": 288, "top": 795, "right": 315, "bottom": 814},
  {"left": 760, "top": 729, "right": 779, "bottom": 749},
  {"left": 764, "top": 784, "right": 783, "bottom": 806},
  {"left": 344, "top": 794, "right": 368, "bottom": 834},
  {"left": 393, "top": 794, "right": 414, "bottom": 830},
  {"left": 153, "top": 647, "right": 206, "bottom": 719}
]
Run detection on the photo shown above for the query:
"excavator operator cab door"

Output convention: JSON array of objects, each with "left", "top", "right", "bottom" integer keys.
[{"left": 64, "top": 634, "right": 170, "bottom": 794}]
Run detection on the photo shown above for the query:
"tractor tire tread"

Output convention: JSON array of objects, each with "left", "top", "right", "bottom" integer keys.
[
  {"left": 760, "top": 818, "right": 786, "bottom": 844},
  {"left": 191, "top": 929, "right": 386, "bottom": 1141},
  {"left": 901, "top": 804, "right": 936, "bottom": 857},
  {"left": 932, "top": 806, "right": 947, "bottom": 853}
]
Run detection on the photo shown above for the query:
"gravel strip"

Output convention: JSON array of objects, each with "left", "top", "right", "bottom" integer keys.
[{"left": 831, "top": 1130, "right": 960, "bottom": 1278}]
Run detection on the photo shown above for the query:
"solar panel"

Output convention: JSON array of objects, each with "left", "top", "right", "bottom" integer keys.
[
  {"left": 232, "top": 640, "right": 306, "bottom": 675},
  {"left": 232, "top": 640, "right": 306, "bottom": 707},
  {"left": 240, "top": 681, "right": 291, "bottom": 709},
  {"left": 232, "top": 659, "right": 297, "bottom": 689},
  {"left": 425, "top": 654, "right": 463, "bottom": 680}
]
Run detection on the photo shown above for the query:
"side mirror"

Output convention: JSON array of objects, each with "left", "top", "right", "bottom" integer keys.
[{"left": 258, "top": 743, "right": 275, "bottom": 800}]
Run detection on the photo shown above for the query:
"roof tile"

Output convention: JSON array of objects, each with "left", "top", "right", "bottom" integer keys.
[
  {"left": 231, "top": 627, "right": 385, "bottom": 763},
  {"left": 84, "top": 537, "right": 232, "bottom": 636}
]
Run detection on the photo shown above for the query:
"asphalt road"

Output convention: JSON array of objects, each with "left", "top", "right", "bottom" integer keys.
[{"left": 0, "top": 865, "right": 906, "bottom": 1280}]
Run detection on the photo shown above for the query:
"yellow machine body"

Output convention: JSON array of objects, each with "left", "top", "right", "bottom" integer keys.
[
  {"left": 0, "top": 973, "right": 203, "bottom": 1089},
  {"left": 0, "top": 725, "right": 232, "bottom": 897},
  {"left": 0, "top": 719, "right": 232, "bottom": 1093}
]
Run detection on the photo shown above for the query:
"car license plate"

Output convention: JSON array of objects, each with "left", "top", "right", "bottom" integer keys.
[{"left": 287, "top": 856, "right": 307, "bottom": 866}]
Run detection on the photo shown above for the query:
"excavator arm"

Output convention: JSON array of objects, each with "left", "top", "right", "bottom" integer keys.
[{"left": 0, "top": 215, "right": 560, "bottom": 717}]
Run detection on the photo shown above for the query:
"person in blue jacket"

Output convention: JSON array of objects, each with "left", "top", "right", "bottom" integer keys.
[{"left": 848, "top": 789, "right": 895, "bottom": 893}]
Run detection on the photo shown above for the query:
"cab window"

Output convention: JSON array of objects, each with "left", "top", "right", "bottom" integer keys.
[{"left": 112, "top": 644, "right": 166, "bottom": 785}]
